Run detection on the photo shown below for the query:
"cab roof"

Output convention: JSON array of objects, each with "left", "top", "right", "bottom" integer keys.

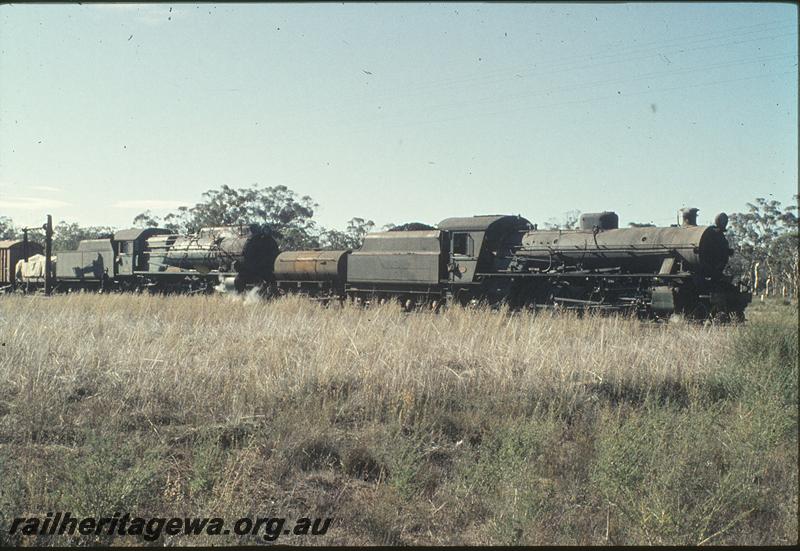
[{"left": 437, "top": 215, "right": 531, "bottom": 232}]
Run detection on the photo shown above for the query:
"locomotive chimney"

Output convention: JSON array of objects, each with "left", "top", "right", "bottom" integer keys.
[
  {"left": 680, "top": 207, "right": 699, "bottom": 227},
  {"left": 714, "top": 212, "right": 729, "bottom": 231}
]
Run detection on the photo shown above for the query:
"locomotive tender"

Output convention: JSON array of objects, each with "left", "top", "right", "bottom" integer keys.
[{"left": 6, "top": 206, "right": 750, "bottom": 320}]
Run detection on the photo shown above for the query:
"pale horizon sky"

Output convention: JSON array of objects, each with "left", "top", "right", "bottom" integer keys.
[{"left": 1, "top": 2, "right": 797, "bottom": 231}]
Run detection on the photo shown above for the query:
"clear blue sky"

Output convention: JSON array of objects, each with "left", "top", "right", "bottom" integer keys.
[{"left": 1, "top": 2, "right": 797, "bottom": 231}]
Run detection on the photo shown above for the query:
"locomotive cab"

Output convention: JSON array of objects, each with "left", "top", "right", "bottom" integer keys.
[
  {"left": 436, "top": 215, "right": 531, "bottom": 306},
  {"left": 113, "top": 228, "right": 175, "bottom": 275},
  {"left": 438, "top": 215, "right": 531, "bottom": 283}
]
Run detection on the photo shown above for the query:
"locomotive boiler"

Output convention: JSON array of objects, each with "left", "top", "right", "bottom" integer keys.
[
  {"left": 513, "top": 209, "right": 729, "bottom": 275},
  {"left": 146, "top": 224, "right": 279, "bottom": 291}
]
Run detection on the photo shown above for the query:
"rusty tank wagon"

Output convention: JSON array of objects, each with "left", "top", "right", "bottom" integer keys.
[{"left": 272, "top": 250, "right": 350, "bottom": 296}]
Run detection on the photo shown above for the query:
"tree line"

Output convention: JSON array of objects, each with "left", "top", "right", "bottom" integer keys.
[
  {"left": 0, "top": 185, "right": 380, "bottom": 252},
  {"left": 129, "top": 184, "right": 379, "bottom": 250},
  {"left": 1, "top": 185, "right": 797, "bottom": 298}
]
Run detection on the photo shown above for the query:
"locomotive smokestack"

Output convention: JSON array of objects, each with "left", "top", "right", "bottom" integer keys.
[
  {"left": 714, "top": 212, "right": 729, "bottom": 231},
  {"left": 680, "top": 207, "right": 699, "bottom": 227}
]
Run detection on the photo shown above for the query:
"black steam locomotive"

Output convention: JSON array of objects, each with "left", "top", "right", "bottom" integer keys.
[
  {"left": 271, "top": 208, "right": 750, "bottom": 321},
  {"left": 6, "top": 207, "right": 750, "bottom": 321},
  {"left": 8, "top": 224, "right": 279, "bottom": 294}
]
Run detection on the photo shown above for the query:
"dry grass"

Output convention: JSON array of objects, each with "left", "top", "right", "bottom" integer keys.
[{"left": 0, "top": 293, "right": 796, "bottom": 545}]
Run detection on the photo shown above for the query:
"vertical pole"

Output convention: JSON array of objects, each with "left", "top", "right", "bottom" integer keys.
[
  {"left": 22, "top": 228, "right": 29, "bottom": 262},
  {"left": 753, "top": 262, "right": 760, "bottom": 296},
  {"left": 44, "top": 214, "right": 53, "bottom": 295}
]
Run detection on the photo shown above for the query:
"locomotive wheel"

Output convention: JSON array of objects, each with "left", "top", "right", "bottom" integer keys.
[
  {"left": 687, "top": 303, "right": 710, "bottom": 321},
  {"left": 711, "top": 311, "right": 729, "bottom": 324}
]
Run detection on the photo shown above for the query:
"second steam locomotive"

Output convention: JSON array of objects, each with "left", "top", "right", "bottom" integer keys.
[{"left": 6, "top": 207, "right": 751, "bottom": 321}]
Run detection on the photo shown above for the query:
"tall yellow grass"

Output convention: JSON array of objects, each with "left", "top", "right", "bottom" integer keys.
[
  {"left": 0, "top": 293, "right": 795, "bottom": 545},
  {"left": 1, "top": 293, "right": 730, "bottom": 424}
]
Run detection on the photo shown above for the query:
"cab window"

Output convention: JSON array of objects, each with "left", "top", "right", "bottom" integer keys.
[{"left": 452, "top": 233, "right": 473, "bottom": 256}]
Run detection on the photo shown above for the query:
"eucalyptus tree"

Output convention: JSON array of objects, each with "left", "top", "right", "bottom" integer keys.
[{"left": 727, "top": 196, "right": 798, "bottom": 297}]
